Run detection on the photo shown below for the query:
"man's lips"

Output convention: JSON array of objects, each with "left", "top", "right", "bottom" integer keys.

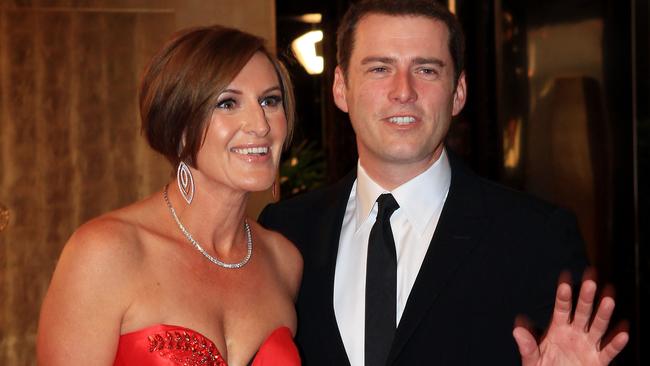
[{"left": 386, "top": 115, "right": 417, "bottom": 125}]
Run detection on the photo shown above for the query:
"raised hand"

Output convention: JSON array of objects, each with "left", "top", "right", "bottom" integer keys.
[{"left": 513, "top": 279, "right": 629, "bottom": 366}]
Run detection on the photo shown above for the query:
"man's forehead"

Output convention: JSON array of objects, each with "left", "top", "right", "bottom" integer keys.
[
  {"left": 350, "top": 14, "right": 450, "bottom": 60},
  {"left": 355, "top": 13, "right": 448, "bottom": 36}
]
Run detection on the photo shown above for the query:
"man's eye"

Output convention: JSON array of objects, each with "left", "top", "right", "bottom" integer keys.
[
  {"left": 370, "top": 67, "right": 388, "bottom": 73},
  {"left": 418, "top": 68, "right": 440, "bottom": 76},
  {"left": 261, "top": 95, "right": 282, "bottom": 107},
  {"left": 217, "top": 99, "right": 236, "bottom": 110}
]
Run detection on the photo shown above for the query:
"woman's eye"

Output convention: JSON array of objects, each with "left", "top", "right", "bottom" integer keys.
[
  {"left": 217, "top": 99, "right": 236, "bottom": 110},
  {"left": 261, "top": 95, "right": 282, "bottom": 107}
]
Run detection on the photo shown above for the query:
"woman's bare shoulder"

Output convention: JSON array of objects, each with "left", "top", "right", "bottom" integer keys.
[
  {"left": 37, "top": 201, "right": 160, "bottom": 364},
  {"left": 67, "top": 193, "right": 166, "bottom": 262},
  {"left": 40, "top": 199, "right": 165, "bottom": 325},
  {"left": 59, "top": 193, "right": 171, "bottom": 284},
  {"left": 67, "top": 212, "right": 143, "bottom": 264}
]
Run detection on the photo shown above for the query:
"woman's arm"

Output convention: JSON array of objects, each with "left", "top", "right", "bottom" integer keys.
[{"left": 37, "top": 218, "right": 138, "bottom": 365}]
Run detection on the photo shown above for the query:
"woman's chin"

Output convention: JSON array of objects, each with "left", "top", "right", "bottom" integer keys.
[{"left": 239, "top": 177, "right": 276, "bottom": 193}]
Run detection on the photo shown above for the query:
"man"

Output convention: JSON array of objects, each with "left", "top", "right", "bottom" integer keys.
[{"left": 260, "top": 1, "right": 626, "bottom": 365}]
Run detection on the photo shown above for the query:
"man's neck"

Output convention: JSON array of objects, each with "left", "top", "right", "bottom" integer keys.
[{"left": 359, "top": 148, "right": 444, "bottom": 191}]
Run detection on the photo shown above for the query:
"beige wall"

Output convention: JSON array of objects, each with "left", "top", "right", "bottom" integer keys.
[{"left": 0, "top": 1, "right": 275, "bottom": 364}]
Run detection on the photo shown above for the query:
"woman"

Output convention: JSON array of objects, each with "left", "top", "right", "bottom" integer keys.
[{"left": 38, "top": 25, "right": 301, "bottom": 366}]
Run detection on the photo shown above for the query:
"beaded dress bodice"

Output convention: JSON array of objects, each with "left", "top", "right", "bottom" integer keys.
[{"left": 113, "top": 324, "right": 300, "bottom": 366}]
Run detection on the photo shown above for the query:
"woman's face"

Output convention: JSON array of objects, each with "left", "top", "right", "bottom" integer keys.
[{"left": 194, "top": 52, "right": 287, "bottom": 194}]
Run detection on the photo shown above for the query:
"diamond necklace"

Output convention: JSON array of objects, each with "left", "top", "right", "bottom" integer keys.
[{"left": 163, "top": 184, "right": 252, "bottom": 269}]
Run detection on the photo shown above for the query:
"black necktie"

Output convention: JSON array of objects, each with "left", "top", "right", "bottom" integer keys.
[{"left": 365, "top": 193, "right": 400, "bottom": 366}]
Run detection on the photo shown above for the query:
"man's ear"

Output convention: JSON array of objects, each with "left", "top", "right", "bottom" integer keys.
[
  {"left": 332, "top": 66, "right": 349, "bottom": 113},
  {"left": 452, "top": 71, "right": 467, "bottom": 116}
]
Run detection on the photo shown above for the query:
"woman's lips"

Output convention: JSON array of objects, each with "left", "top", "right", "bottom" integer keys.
[
  {"left": 230, "top": 145, "right": 271, "bottom": 162},
  {"left": 230, "top": 146, "right": 269, "bottom": 155}
]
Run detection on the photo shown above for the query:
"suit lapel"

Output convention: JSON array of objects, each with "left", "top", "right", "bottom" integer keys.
[
  {"left": 387, "top": 154, "right": 488, "bottom": 365},
  {"left": 311, "top": 170, "right": 356, "bottom": 365}
]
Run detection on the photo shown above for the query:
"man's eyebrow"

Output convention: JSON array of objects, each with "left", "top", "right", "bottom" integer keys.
[
  {"left": 360, "top": 56, "right": 396, "bottom": 65},
  {"left": 359, "top": 56, "right": 446, "bottom": 67},
  {"left": 413, "top": 57, "right": 446, "bottom": 67}
]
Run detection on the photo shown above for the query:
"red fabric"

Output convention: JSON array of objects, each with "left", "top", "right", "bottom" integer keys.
[
  {"left": 250, "top": 327, "right": 301, "bottom": 366},
  {"left": 113, "top": 324, "right": 300, "bottom": 366}
]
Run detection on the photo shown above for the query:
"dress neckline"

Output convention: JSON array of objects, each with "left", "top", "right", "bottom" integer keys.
[
  {"left": 119, "top": 323, "right": 292, "bottom": 365},
  {"left": 121, "top": 323, "right": 292, "bottom": 338},
  {"left": 121, "top": 323, "right": 217, "bottom": 341}
]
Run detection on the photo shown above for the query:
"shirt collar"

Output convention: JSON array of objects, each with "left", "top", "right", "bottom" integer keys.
[{"left": 355, "top": 149, "right": 451, "bottom": 235}]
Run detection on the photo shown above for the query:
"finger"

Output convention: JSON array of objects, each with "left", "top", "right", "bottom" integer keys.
[
  {"left": 552, "top": 282, "right": 573, "bottom": 327},
  {"left": 598, "top": 331, "right": 629, "bottom": 365},
  {"left": 513, "top": 327, "right": 540, "bottom": 366},
  {"left": 581, "top": 267, "right": 597, "bottom": 282},
  {"left": 514, "top": 314, "right": 534, "bottom": 332},
  {"left": 588, "top": 296, "right": 615, "bottom": 344},
  {"left": 557, "top": 270, "right": 573, "bottom": 286},
  {"left": 573, "top": 279, "right": 597, "bottom": 331}
]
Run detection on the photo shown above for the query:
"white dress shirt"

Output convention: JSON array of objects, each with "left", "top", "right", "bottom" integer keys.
[{"left": 333, "top": 150, "right": 451, "bottom": 366}]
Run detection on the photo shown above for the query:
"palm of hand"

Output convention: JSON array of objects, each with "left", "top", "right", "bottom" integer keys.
[
  {"left": 533, "top": 323, "right": 603, "bottom": 366},
  {"left": 512, "top": 280, "right": 629, "bottom": 366}
]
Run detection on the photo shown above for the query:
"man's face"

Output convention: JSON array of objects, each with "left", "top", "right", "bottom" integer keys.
[{"left": 333, "top": 14, "right": 466, "bottom": 184}]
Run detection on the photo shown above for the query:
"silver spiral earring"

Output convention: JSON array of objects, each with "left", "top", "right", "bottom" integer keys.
[{"left": 177, "top": 161, "right": 195, "bottom": 204}]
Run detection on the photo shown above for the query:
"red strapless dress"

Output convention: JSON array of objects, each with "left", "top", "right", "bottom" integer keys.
[{"left": 113, "top": 324, "right": 300, "bottom": 366}]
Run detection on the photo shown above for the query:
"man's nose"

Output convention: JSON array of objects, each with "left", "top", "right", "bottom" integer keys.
[{"left": 388, "top": 71, "right": 417, "bottom": 103}]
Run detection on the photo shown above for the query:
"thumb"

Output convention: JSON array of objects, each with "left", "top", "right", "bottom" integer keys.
[{"left": 513, "top": 326, "right": 540, "bottom": 366}]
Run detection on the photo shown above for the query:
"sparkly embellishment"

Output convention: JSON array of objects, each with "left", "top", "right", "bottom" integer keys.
[
  {"left": 163, "top": 184, "right": 253, "bottom": 269},
  {"left": 147, "top": 329, "right": 227, "bottom": 366}
]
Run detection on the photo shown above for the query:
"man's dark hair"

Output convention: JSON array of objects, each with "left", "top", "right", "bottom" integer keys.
[{"left": 336, "top": 0, "right": 465, "bottom": 83}]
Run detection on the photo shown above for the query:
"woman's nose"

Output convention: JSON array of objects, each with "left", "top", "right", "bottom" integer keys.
[{"left": 242, "top": 105, "right": 270, "bottom": 137}]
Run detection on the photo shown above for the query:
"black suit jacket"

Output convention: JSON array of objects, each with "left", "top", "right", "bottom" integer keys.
[{"left": 259, "top": 154, "right": 587, "bottom": 365}]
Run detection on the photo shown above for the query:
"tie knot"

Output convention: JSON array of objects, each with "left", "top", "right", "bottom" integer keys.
[{"left": 376, "top": 193, "right": 399, "bottom": 221}]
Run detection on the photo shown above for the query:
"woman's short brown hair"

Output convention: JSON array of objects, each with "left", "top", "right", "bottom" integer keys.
[{"left": 140, "top": 25, "right": 295, "bottom": 168}]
